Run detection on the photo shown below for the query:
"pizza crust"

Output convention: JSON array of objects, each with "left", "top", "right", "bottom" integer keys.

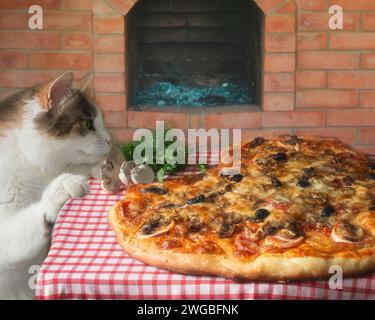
[{"left": 109, "top": 205, "right": 375, "bottom": 281}]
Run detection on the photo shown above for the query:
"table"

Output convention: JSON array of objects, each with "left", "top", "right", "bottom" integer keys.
[{"left": 36, "top": 160, "right": 375, "bottom": 300}]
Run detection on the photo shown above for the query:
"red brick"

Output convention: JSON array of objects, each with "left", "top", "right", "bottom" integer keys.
[
  {"left": 128, "top": 111, "right": 188, "bottom": 129},
  {"left": 343, "top": 13, "right": 362, "bottom": 30},
  {"left": 299, "top": 13, "right": 328, "bottom": 30},
  {"left": 327, "top": 110, "right": 375, "bottom": 126},
  {"left": 204, "top": 112, "right": 262, "bottom": 129},
  {"left": 94, "top": 54, "right": 125, "bottom": 72},
  {"left": 265, "top": 16, "right": 295, "bottom": 33},
  {"left": 44, "top": 13, "right": 91, "bottom": 31},
  {"left": 361, "top": 53, "right": 375, "bottom": 69},
  {"left": 29, "top": 52, "right": 92, "bottom": 69},
  {"left": 189, "top": 114, "right": 201, "bottom": 129},
  {"left": 61, "top": 33, "right": 92, "bottom": 50},
  {"left": 256, "top": 0, "right": 285, "bottom": 13},
  {"left": 264, "top": 54, "right": 295, "bottom": 72},
  {"left": 296, "top": 71, "right": 326, "bottom": 89},
  {"left": 94, "top": 75, "right": 125, "bottom": 93},
  {"left": 0, "top": 12, "right": 89, "bottom": 32},
  {"left": 107, "top": 0, "right": 136, "bottom": 14},
  {"left": 242, "top": 129, "right": 291, "bottom": 141},
  {"left": 0, "top": 70, "right": 62, "bottom": 88},
  {"left": 297, "top": 32, "right": 327, "bottom": 50},
  {"left": 0, "top": 12, "right": 27, "bottom": 29},
  {"left": 299, "top": 12, "right": 360, "bottom": 30},
  {"left": 93, "top": 16, "right": 124, "bottom": 34},
  {"left": 0, "top": 31, "right": 60, "bottom": 49},
  {"left": 109, "top": 128, "right": 136, "bottom": 143},
  {"left": 356, "top": 146, "right": 375, "bottom": 155},
  {"left": 94, "top": 36, "right": 125, "bottom": 53},
  {"left": 263, "top": 111, "right": 325, "bottom": 127},
  {"left": 93, "top": 0, "right": 117, "bottom": 14},
  {"left": 328, "top": 71, "right": 375, "bottom": 89},
  {"left": 0, "top": 52, "right": 26, "bottom": 68},
  {"left": 263, "top": 94, "right": 294, "bottom": 111},
  {"left": 298, "top": 51, "right": 359, "bottom": 69},
  {"left": 103, "top": 111, "right": 127, "bottom": 128},
  {"left": 265, "top": 33, "right": 296, "bottom": 53},
  {"left": 96, "top": 94, "right": 126, "bottom": 112},
  {"left": 264, "top": 73, "right": 295, "bottom": 92},
  {"left": 294, "top": 128, "right": 356, "bottom": 145},
  {"left": 63, "top": 0, "right": 92, "bottom": 10},
  {"left": 299, "top": 0, "right": 327, "bottom": 10},
  {"left": 0, "top": 0, "right": 60, "bottom": 9},
  {"left": 296, "top": 90, "right": 357, "bottom": 108},
  {"left": 360, "top": 92, "right": 375, "bottom": 108},
  {"left": 329, "top": 0, "right": 375, "bottom": 10},
  {"left": 277, "top": 1, "right": 296, "bottom": 13},
  {"left": 359, "top": 128, "right": 375, "bottom": 144},
  {"left": 330, "top": 33, "right": 375, "bottom": 50}
]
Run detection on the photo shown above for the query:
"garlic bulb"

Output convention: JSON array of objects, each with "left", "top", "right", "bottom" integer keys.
[
  {"left": 119, "top": 162, "right": 155, "bottom": 186},
  {"left": 118, "top": 160, "right": 136, "bottom": 186},
  {"left": 130, "top": 164, "right": 155, "bottom": 184}
]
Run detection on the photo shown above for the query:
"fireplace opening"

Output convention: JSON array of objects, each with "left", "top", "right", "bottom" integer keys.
[{"left": 126, "top": 0, "right": 264, "bottom": 109}]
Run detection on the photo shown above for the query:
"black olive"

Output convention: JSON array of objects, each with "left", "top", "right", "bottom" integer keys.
[
  {"left": 218, "top": 223, "right": 235, "bottom": 238},
  {"left": 143, "top": 187, "right": 168, "bottom": 195},
  {"left": 186, "top": 194, "right": 205, "bottom": 205},
  {"left": 303, "top": 167, "right": 316, "bottom": 177},
  {"left": 249, "top": 137, "right": 265, "bottom": 148},
  {"left": 321, "top": 205, "right": 335, "bottom": 218},
  {"left": 342, "top": 175, "right": 354, "bottom": 186},
  {"left": 230, "top": 174, "right": 243, "bottom": 182},
  {"left": 255, "top": 208, "right": 270, "bottom": 221},
  {"left": 297, "top": 178, "right": 311, "bottom": 188},
  {"left": 141, "top": 217, "right": 162, "bottom": 235},
  {"left": 271, "top": 152, "right": 288, "bottom": 162},
  {"left": 369, "top": 173, "right": 375, "bottom": 180},
  {"left": 369, "top": 164, "right": 375, "bottom": 170},
  {"left": 271, "top": 176, "right": 282, "bottom": 188}
]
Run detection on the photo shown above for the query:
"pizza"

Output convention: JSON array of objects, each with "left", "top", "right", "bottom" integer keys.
[{"left": 108, "top": 135, "right": 375, "bottom": 281}]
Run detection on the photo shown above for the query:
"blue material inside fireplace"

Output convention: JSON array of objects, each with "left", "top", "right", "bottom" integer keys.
[{"left": 132, "top": 81, "right": 253, "bottom": 107}]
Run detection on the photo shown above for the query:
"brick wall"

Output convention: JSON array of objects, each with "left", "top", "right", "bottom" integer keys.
[{"left": 0, "top": 0, "right": 374, "bottom": 154}]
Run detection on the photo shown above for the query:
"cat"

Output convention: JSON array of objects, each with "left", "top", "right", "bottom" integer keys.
[{"left": 0, "top": 72, "right": 112, "bottom": 299}]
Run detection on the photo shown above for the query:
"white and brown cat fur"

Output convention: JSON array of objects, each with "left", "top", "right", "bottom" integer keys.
[{"left": 0, "top": 72, "right": 112, "bottom": 299}]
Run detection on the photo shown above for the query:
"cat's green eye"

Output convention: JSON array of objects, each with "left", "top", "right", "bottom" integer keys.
[{"left": 83, "top": 119, "right": 95, "bottom": 131}]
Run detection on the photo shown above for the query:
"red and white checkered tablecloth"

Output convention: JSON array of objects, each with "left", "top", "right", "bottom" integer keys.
[{"left": 35, "top": 155, "right": 375, "bottom": 300}]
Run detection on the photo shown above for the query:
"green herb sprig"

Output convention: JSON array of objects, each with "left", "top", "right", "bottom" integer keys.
[{"left": 120, "top": 129, "right": 207, "bottom": 182}]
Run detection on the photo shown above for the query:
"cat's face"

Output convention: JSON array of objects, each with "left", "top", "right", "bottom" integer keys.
[{"left": 17, "top": 72, "right": 112, "bottom": 173}]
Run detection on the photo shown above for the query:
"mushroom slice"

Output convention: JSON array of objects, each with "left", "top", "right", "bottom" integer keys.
[
  {"left": 331, "top": 222, "right": 365, "bottom": 243},
  {"left": 264, "top": 222, "right": 305, "bottom": 248},
  {"left": 220, "top": 166, "right": 242, "bottom": 177},
  {"left": 137, "top": 220, "right": 175, "bottom": 239},
  {"left": 264, "top": 235, "right": 305, "bottom": 249}
]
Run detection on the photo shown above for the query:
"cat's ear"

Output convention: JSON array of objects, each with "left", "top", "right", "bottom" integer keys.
[
  {"left": 39, "top": 72, "right": 73, "bottom": 110},
  {"left": 72, "top": 73, "right": 94, "bottom": 101}
]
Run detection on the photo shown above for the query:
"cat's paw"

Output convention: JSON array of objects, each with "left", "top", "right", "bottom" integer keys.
[{"left": 42, "top": 174, "right": 89, "bottom": 223}]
